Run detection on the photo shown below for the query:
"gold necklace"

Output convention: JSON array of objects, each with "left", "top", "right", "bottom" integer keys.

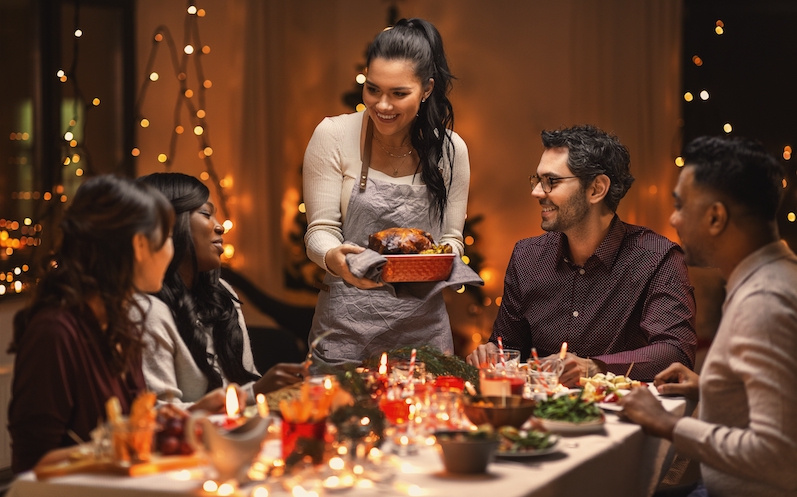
[{"left": 373, "top": 134, "right": 413, "bottom": 159}]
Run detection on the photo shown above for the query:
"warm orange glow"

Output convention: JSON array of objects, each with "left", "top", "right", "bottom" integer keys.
[
  {"left": 379, "top": 353, "right": 388, "bottom": 375},
  {"left": 691, "top": 55, "right": 703, "bottom": 66},
  {"left": 225, "top": 385, "right": 240, "bottom": 417}
]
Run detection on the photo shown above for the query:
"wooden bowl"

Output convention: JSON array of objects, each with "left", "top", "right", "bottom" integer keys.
[{"left": 462, "top": 396, "right": 536, "bottom": 429}]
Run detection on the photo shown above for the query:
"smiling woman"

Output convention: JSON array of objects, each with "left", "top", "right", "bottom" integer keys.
[
  {"left": 136, "top": 173, "right": 305, "bottom": 412},
  {"left": 303, "top": 18, "right": 474, "bottom": 368}
]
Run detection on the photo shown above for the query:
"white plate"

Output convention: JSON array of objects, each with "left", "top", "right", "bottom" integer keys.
[
  {"left": 596, "top": 402, "right": 623, "bottom": 412},
  {"left": 537, "top": 416, "right": 606, "bottom": 435},
  {"left": 496, "top": 436, "right": 560, "bottom": 458}
]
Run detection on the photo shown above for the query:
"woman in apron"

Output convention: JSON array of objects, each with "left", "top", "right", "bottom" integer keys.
[{"left": 303, "top": 18, "right": 471, "bottom": 368}]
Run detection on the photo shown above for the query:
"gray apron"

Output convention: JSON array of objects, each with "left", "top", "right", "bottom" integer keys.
[{"left": 309, "top": 121, "right": 454, "bottom": 368}]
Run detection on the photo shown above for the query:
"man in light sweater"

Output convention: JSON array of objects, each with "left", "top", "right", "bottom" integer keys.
[{"left": 620, "top": 136, "right": 797, "bottom": 497}]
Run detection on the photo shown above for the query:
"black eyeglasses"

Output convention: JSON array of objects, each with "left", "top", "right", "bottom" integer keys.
[{"left": 528, "top": 174, "right": 581, "bottom": 193}]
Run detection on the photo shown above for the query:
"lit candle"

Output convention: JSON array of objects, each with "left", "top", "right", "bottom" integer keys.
[
  {"left": 378, "top": 352, "right": 388, "bottom": 376},
  {"left": 256, "top": 393, "right": 269, "bottom": 418},
  {"left": 223, "top": 385, "right": 243, "bottom": 430},
  {"left": 559, "top": 342, "right": 568, "bottom": 360}
]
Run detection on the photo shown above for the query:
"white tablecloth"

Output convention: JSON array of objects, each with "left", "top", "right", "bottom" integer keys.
[{"left": 7, "top": 393, "right": 689, "bottom": 497}]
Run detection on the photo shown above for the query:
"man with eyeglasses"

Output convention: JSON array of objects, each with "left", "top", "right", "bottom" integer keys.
[{"left": 467, "top": 125, "right": 697, "bottom": 387}]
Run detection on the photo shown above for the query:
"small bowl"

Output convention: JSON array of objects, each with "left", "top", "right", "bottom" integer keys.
[
  {"left": 463, "top": 395, "right": 536, "bottom": 429},
  {"left": 434, "top": 431, "right": 500, "bottom": 474}
]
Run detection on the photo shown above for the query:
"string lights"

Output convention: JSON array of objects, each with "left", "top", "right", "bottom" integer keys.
[
  {"left": 681, "top": 13, "right": 794, "bottom": 227},
  {"left": 134, "top": 3, "right": 235, "bottom": 260},
  {"left": 0, "top": 3, "right": 100, "bottom": 299}
]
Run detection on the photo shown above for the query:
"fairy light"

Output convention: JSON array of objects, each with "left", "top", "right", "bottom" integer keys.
[
  {"left": 461, "top": 255, "right": 470, "bottom": 264},
  {"left": 788, "top": 212, "right": 796, "bottom": 222},
  {"left": 63, "top": 131, "right": 74, "bottom": 141},
  {"left": 355, "top": 103, "right": 366, "bottom": 112},
  {"left": 74, "top": 29, "right": 83, "bottom": 38},
  {"left": 185, "top": 89, "right": 194, "bottom": 98},
  {"left": 187, "top": 5, "right": 197, "bottom": 14},
  {"left": 196, "top": 109, "right": 205, "bottom": 118},
  {"left": 691, "top": 55, "right": 703, "bottom": 66},
  {"left": 184, "top": 44, "right": 194, "bottom": 54},
  {"left": 715, "top": 20, "right": 724, "bottom": 35},
  {"left": 158, "top": 153, "right": 168, "bottom": 163},
  {"left": 683, "top": 92, "right": 693, "bottom": 102},
  {"left": 298, "top": 203, "right": 306, "bottom": 214},
  {"left": 675, "top": 157, "right": 685, "bottom": 167},
  {"left": 175, "top": 126, "right": 184, "bottom": 134},
  {"left": 140, "top": 119, "right": 150, "bottom": 128},
  {"left": 131, "top": 148, "right": 140, "bottom": 157},
  {"left": 203, "top": 80, "right": 212, "bottom": 89},
  {"left": 149, "top": 72, "right": 159, "bottom": 81},
  {"left": 723, "top": 123, "right": 732, "bottom": 133},
  {"left": 92, "top": 97, "right": 100, "bottom": 106},
  {"left": 699, "top": 90, "right": 709, "bottom": 100},
  {"left": 355, "top": 73, "right": 366, "bottom": 84},
  {"left": 197, "top": 8, "right": 206, "bottom": 17},
  {"left": 203, "top": 146, "right": 213, "bottom": 156},
  {"left": 193, "top": 125, "right": 203, "bottom": 135},
  {"left": 202, "top": 45, "right": 211, "bottom": 54},
  {"left": 222, "top": 220, "right": 233, "bottom": 232}
]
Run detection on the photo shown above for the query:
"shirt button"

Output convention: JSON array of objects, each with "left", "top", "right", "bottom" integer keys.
[
  {"left": 579, "top": 269, "right": 585, "bottom": 275},
  {"left": 573, "top": 311, "right": 579, "bottom": 317}
]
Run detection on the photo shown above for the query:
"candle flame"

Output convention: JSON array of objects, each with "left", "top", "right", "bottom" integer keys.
[
  {"left": 379, "top": 352, "right": 388, "bottom": 375},
  {"left": 559, "top": 342, "right": 568, "bottom": 360},
  {"left": 256, "top": 393, "right": 269, "bottom": 418},
  {"left": 225, "top": 385, "right": 240, "bottom": 417}
]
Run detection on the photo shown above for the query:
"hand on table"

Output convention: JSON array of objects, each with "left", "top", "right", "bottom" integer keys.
[
  {"left": 255, "top": 363, "right": 306, "bottom": 395},
  {"left": 618, "top": 387, "right": 679, "bottom": 440},
  {"left": 466, "top": 342, "right": 498, "bottom": 367},
  {"left": 653, "top": 363, "right": 700, "bottom": 401},
  {"left": 544, "top": 353, "right": 597, "bottom": 388},
  {"left": 325, "top": 244, "right": 383, "bottom": 289},
  {"left": 190, "top": 383, "right": 247, "bottom": 413}
]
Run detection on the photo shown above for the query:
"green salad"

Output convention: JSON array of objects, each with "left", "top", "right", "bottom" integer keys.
[
  {"left": 534, "top": 393, "right": 603, "bottom": 423},
  {"left": 498, "top": 426, "right": 555, "bottom": 452}
]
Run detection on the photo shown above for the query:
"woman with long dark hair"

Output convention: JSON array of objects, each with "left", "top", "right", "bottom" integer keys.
[
  {"left": 303, "top": 18, "right": 471, "bottom": 367},
  {"left": 138, "top": 172, "right": 304, "bottom": 409},
  {"left": 7, "top": 175, "right": 175, "bottom": 473}
]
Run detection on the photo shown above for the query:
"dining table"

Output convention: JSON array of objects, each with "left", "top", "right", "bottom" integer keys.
[{"left": 6, "top": 388, "right": 692, "bottom": 497}]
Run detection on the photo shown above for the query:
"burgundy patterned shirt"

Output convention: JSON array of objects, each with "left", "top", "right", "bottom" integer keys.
[{"left": 491, "top": 216, "right": 697, "bottom": 381}]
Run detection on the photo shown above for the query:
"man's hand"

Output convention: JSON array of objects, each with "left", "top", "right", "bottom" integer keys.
[
  {"left": 543, "top": 352, "right": 597, "bottom": 387},
  {"left": 325, "top": 245, "right": 383, "bottom": 289},
  {"left": 466, "top": 342, "right": 498, "bottom": 367},
  {"left": 255, "top": 363, "right": 306, "bottom": 395},
  {"left": 653, "top": 363, "right": 700, "bottom": 401},
  {"left": 618, "top": 387, "right": 679, "bottom": 439}
]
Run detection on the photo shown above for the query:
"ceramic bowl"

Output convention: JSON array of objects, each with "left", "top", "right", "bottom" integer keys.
[
  {"left": 434, "top": 431, "right": 500, "bottom": 474},
  {"left": 462, "top": 395, "right": 536, "bottom": 429}
]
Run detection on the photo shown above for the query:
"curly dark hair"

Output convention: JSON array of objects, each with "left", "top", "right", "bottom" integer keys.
[
  {"left": 682, "top": 136, "right": 784, "bottom": 221},
  {"left": 366, "top": 18, "right": 456, "bottom": 224},
  {"left": 541, "top": 125, "right": 635, "bottom": 211},
  {"left": 139, "top": 172, "right": 259, "bottom": 391},
  {"left": 9, "top": 175, "right": 175, "bottom": 376}
]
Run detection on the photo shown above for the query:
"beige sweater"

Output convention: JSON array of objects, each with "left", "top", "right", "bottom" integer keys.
[
  {"left": 135, "top": 281, "right": 259, "bottom": 410},
  {"left": 673, "top": 241, "right": 797, "bottom": 496},
  {"left": 302, "top": 111, "right": 470, "bottom": 271}
]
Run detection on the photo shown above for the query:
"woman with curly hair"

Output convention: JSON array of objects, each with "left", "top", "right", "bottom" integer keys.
[
  {"left": 137, "top": 172, "right": 304, "bottom": 410},
  {"left": 8, "top": 175, "right": 175, "bottom": 473}
]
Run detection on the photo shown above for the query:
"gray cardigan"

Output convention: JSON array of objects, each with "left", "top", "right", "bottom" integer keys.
[{"left": 134, "top": 280, "right": 259, "bottom": 410}]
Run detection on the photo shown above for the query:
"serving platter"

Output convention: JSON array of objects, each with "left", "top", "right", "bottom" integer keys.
[{"left": 496, "top": 436, "right": 561, "bottom": 458}]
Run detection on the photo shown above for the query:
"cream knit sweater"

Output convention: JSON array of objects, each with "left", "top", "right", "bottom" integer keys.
[{"left": 303, "top": 111, "right": 470, "bottom": 271}]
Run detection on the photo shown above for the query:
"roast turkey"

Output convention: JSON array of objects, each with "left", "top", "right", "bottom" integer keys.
[{"left": 368, "top": 227, "right": 435, "bottom": 254}]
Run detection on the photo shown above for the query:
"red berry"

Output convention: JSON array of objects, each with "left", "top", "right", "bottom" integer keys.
[{"left": 159, "top": 436, "right": 180, "bottom": 456}]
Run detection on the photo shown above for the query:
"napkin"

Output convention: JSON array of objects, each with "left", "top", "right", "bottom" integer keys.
[{"left": 346, "top": 248, "right": 484, "bottom": 299}]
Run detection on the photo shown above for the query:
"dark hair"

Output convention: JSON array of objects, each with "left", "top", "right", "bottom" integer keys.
[
  {"left": 9, "top": 175, "right": 174, "bottom": 376},
  {"left": 541, "top": 125, "right": 635, "bottom": 211},
  {"left": 366, "top": 18, "right": 456, "bottom": 224},
  {"left": 683, "top": 136, "right": 784, "bottom": 221},
  {"left": 138, "top": 172, "right": 258, "bottom": 391}
]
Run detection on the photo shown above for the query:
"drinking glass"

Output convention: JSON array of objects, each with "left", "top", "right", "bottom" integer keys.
[
  {"left": 528, "top": 370, "right": 560, "bottom": 397},
  {"left": 479, "top": 366, "right": 526, "bottom": 397},
  {"left": 486, "top": 349, "right": 521, "bottom": 368}
]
